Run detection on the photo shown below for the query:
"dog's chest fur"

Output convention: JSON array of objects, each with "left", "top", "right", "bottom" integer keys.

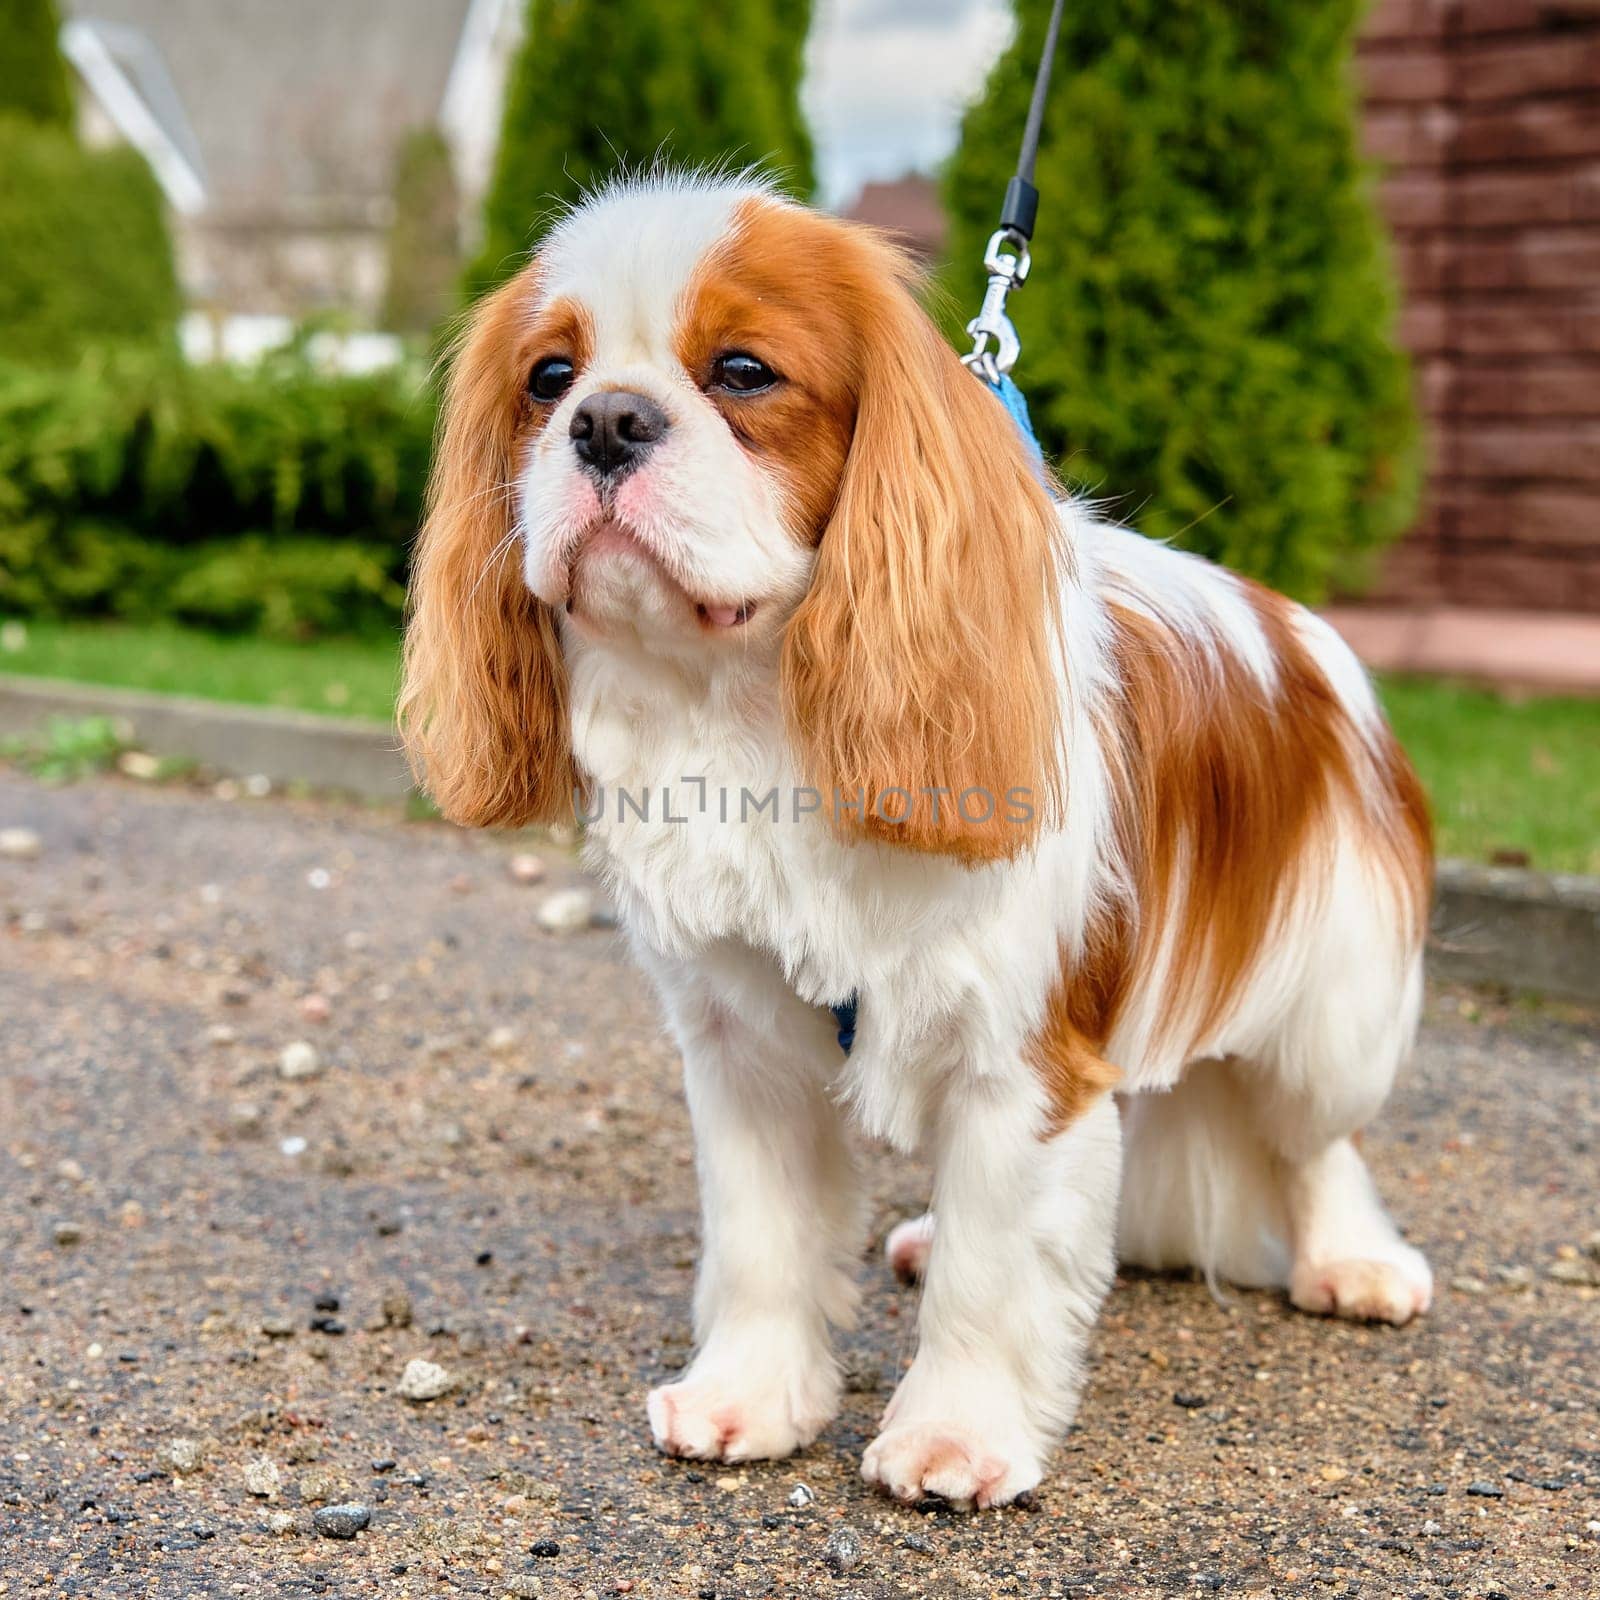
[{"left": 569, "top": 641, "right": 990, "bottom": 1002}]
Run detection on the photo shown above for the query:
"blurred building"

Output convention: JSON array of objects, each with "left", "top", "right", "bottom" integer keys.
[
  {"left": 61, "top": 0, "right": 520, "bottom": 325},
  {"left": 844, "top": 173, "right": 948, "bottom": 263}
]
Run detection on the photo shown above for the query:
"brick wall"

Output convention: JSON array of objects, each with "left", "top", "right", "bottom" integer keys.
[{"left": 1358, "top": 0, "right": 1600, "bottom": 612}]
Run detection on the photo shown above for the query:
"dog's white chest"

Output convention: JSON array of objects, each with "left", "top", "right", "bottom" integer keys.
[
  {"left": 567, "top": 655, "right": 990, "bottom": 1011},
  {"left": 571, "top": 668, "right": 840, "bottom": 993}
]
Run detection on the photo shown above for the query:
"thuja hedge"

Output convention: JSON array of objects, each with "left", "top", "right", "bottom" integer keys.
[
  {"left": 945, "top": 0, "right": 1421, "bottom": 602},
  {"left": 0, "top": 350, "right": 438, "bottom": 638},
  {"left": 0, "top": 116, "right": 182, "bottom": 369},
  {"left": 0, "top": 0, "right": 75, "bottom": 130},
  {"left": 469, "top": 0, "right": 815, "bottom": 293}
]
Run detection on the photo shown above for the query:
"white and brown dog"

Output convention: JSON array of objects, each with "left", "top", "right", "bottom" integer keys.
[{"left": 401, "top": 171, "right": 1433, "bottom": 1509}]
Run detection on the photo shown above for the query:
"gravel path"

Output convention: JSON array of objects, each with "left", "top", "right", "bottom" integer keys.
[{"left": 1, "top": 770, "right": 1596, "bottom": 1598}]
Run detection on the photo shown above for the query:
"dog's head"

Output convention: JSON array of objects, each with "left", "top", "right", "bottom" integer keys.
[{"left": 402, "top": 171, "right": 1061, "bottom": 857}]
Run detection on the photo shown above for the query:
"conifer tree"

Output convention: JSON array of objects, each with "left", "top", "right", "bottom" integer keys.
[
  {"left": 381, "top": 127, "right": 461, "bottom": 338},
  {"left": 0, "top": 0, "right": 179, "bottom": 366},
  {"left": 0, "top": 0, "right": 75, "bottom": 128},
  {"left": 469, "top": 0, "right": 814, "bottom": 294},
  {"left": 945, "top": 0, "right": 1420, "bottom": 600}
]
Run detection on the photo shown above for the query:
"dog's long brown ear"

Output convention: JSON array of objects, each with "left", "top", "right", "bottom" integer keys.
[
  {"left": 400, "top": 273, "right": 576, "bottom": 828},
  {"left": 781, "top": 240, "right": 1064, "bottom": 861}
]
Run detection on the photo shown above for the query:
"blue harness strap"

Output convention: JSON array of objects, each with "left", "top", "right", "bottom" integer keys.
[
  {"left": 985, "top": 371, "right": 1047, "bottom": 481},
  {"left": 827, "top": 371, "right": 1047, "bottom": 1058},
  {"left": 829, "top": 998, "right": 858, "bottom": 1055}
]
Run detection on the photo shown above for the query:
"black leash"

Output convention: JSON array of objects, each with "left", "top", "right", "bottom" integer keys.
[
  {"left": 963, "top": 0, "right": 1067, "bottom": 384},
  {"left": 1002, "top": 0, "right": 1067, "bottom": 244}
]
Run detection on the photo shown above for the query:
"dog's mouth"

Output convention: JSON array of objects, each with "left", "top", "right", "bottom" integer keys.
[
  {"left": 694, "top": 601, "right": 755, "bottom": 629},
  {"left": 566, "top": 519, "right": 756, "bottom": 630}
]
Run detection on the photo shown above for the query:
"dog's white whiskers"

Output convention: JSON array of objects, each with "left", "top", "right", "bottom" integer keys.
[{"left": 463, "top": 524, "right": 523, "bottom": 610}]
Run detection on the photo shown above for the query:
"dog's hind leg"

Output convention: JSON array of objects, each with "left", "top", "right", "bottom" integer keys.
[
  {"left": 1117, "top": 1059, "right": 1292, "bottom": 1292},
  {"left": 1119, "top": 1056, "right": 1430, "bottom": 1324},
  {"left": 1244, "top": 940, "right": 1432, "bottom": 1326},
  {"left": 1273, "top": 1136, "right": 1431, "bottom": 1324},
  {"left": 1121, "top": 928, "right": 1431, "bottom": 1326},
  {"left": 883, "top": 1211, "right": 936, "bottom": 1284}
]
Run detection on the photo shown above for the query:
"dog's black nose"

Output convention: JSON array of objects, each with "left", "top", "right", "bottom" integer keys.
[{"left": 569, "top": 390, "right": 668, "bottom": 480}]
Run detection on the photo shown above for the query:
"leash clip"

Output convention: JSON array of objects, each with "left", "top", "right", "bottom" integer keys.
[{"left": 962, "top": 227, "right": 1032, "bottom": 382}]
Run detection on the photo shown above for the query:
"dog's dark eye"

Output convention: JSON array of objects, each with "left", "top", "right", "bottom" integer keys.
[
  {"left": 529, "top": 357, "right": 575, "bottom": 402},
  {"left": 710, "top": 352, "right": 779, "bottom": 394}
]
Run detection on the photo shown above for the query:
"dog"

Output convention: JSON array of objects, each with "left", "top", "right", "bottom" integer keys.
[{"left": 400, "top": 169, "right": 1433, "bottom": 1509}]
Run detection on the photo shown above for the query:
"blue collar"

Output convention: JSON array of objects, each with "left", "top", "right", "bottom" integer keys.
[{"left": 985, "top": 371, "right": 1047, "bottom": 482}]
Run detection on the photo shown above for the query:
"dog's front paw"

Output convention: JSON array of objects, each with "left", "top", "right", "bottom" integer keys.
[
  {"left": 648, "top": 1353, "right": 837, "bottom": 1463},
  {"left": 862, "top": 1420, "right": 1041, "bottom": 1509}
]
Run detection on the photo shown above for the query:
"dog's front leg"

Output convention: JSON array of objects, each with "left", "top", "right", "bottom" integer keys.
[
  {"left": 648, "top": 983, "right": 860, "bottom": 1463},
  {"left": 863, "top": 1078, "right": 1121, "bottom": 1507}
]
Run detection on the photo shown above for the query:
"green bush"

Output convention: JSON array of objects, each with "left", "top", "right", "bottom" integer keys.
[
  {"left": 944, "top": 0, "right": 1421, "bottom": 602},
  {"left": 469, "top": 0, "right": 815, "bottom": 293},
  {"left": 0, "top": 350, "right": 435, "bottom": 637},
  {"left": 0, "top": 116, "right": 182, "bottom": 367},
  {"left": 0, "top": 0, "right": 75, "bottom": 128},
  {"left": 381, "top": 126, "right": 462, "bottom": 339},
  {"left": 166, "top": 537, "right": 406, "bottom": 638}
]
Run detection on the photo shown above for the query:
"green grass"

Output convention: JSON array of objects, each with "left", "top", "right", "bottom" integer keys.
[
  {"left": 2, "top": 618, "right": 1595, "bottom": 874},
  {"left": 1, "top": 618, "right": 399, "bottom": 723},
  {"left": 1378, "top": 675, "right": 1598, "bottom": 878}
]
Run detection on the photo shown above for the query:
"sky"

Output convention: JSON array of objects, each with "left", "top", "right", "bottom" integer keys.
[{"left": 803, "top": 0, "right": 1015, "bottom": 206}]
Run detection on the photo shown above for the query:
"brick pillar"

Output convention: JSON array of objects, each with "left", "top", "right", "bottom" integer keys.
[{"left": 1358, "top": 0, "right": 1600, "bottom": 614}]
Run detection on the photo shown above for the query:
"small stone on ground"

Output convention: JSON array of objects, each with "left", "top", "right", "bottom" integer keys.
[
  {"left": 0, "top": 826, "right": 42, "bottom": 860},
  {"left": 277, "top": 1040, "right": 321, "bottom": 1080},
  {"left": 535, "top": 887, "right": 595, "bottom": 933},
  {"left": 158, "top": 1437, "right": 205, "bottom": 1474},
  {"left": 397, "top": 1357, "right": 454, "bottom": 1401},
  {"left": 823, "top": 1526, "right": 863, "bottom": 1574},
  {"left": 509, "top": 852, "right": 547, "bottom": 885},
  {"left": 312, "top": 1502, "right": 371, "bottom": 1540}
]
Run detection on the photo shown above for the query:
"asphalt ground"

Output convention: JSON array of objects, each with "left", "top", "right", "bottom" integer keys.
[{"left": 1, "top": 769, "right": 1596, "bottom": 1599}]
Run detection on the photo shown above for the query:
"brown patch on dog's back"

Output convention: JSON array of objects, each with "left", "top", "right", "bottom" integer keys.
[
  {"left": 1027, "top": 958, "right": 1124, "bottom": 1133},
  {"left": 1028, "top": 580, "right": 1432, "bottom": 1125}
]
